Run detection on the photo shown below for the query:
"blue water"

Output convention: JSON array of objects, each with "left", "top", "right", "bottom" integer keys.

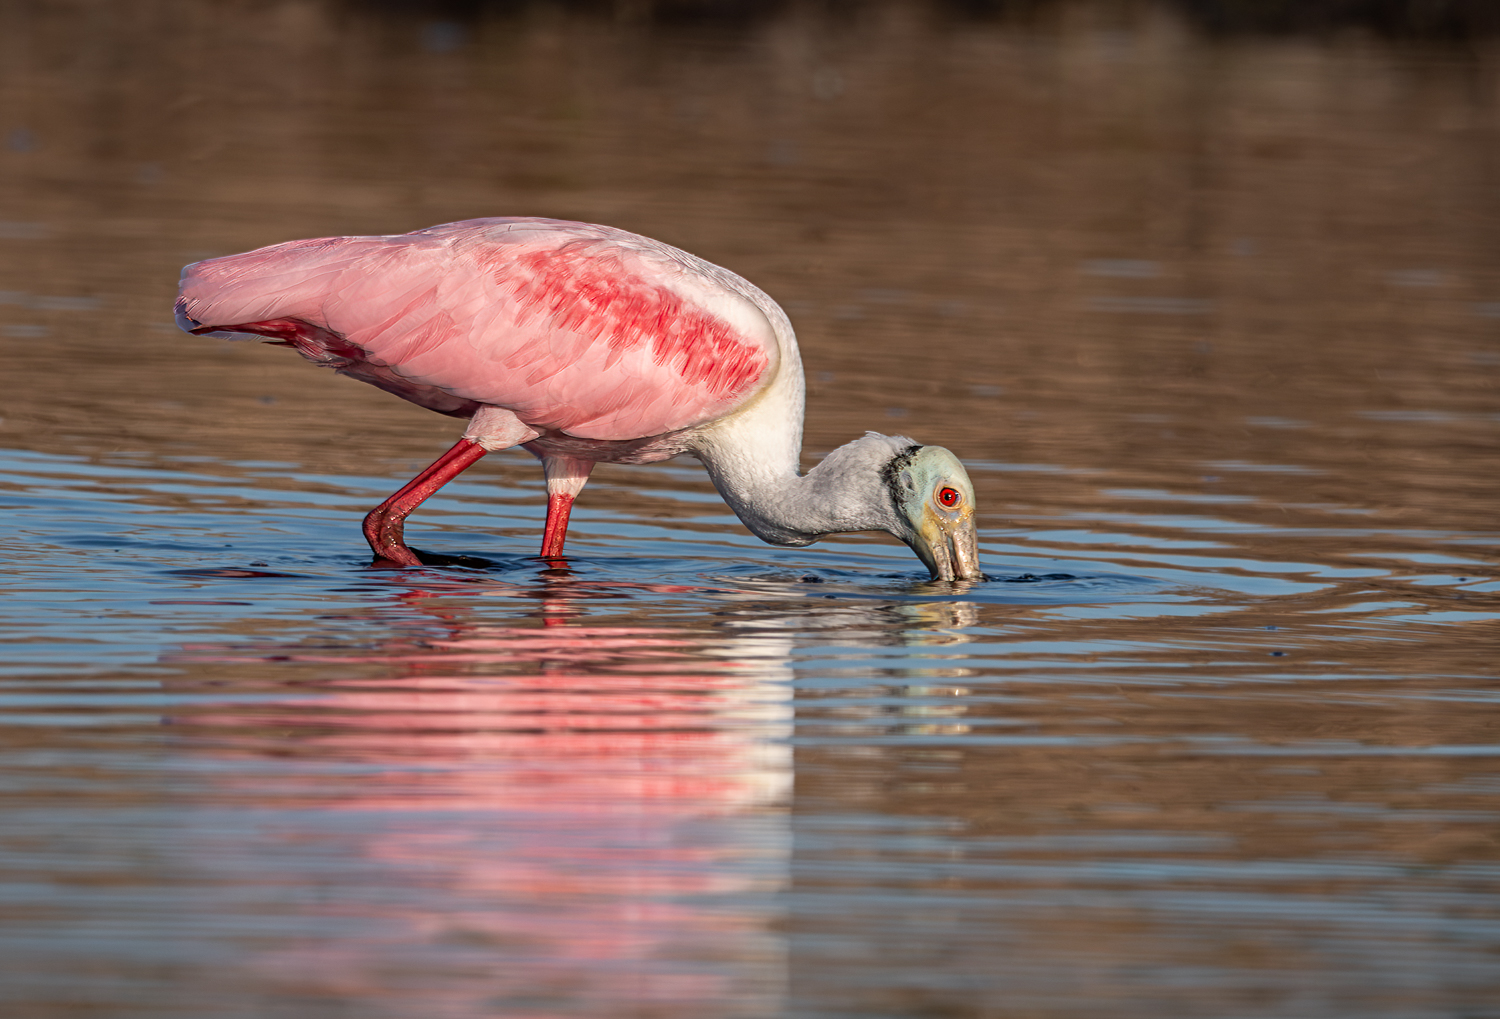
[{"left": 1, "top": 440, "right": 1496, "bottom": 1017}]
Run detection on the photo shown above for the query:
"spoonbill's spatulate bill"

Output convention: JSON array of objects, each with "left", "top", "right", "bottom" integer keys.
[{"left": 175, "top": 217, "right": 982, "bottom": 580}]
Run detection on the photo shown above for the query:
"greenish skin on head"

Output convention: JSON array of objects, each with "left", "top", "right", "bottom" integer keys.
[{"left": 887, "top": 446, "right": 983, "bottom": 582}]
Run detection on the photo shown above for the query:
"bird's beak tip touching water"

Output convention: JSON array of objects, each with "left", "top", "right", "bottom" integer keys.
[{"left": 911, "top": 504, "right": 983, "bottom": 582}]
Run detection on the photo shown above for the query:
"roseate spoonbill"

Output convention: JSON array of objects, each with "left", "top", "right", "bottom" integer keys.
[{"left": 175, "top": 218, "right": 982, "bottom": 580}]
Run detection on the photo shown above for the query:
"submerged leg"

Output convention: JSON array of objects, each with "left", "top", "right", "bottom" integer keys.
[
  {"left": 540, "top": 456, "right": 596, "bottom": 558},
  {"left": 363, "top": 439, "right": 488, "bottom": 566},
  {"left": 365, "top": 408, "right": 547, "bottom": 566}
]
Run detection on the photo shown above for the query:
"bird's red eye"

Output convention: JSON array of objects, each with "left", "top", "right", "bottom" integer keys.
[{"left": 937, "top": 487, "right": 961, "bottom": 508}]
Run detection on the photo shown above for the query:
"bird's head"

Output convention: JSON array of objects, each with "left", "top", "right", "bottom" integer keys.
[{"left": 882, "top": 443, "right": 983, "bottom": 582}]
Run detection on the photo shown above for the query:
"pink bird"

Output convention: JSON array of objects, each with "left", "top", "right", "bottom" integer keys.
[{"left": 175, "top": 218, "right": 981, "bottom": 580}]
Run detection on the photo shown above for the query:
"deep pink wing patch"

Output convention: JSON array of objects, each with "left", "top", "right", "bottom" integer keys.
[
  {"left": 495, "top": 248, "right": 767, "bottom": 399},
  {"left": 176, "top": 220, "right": 777, "bottom": 441}
]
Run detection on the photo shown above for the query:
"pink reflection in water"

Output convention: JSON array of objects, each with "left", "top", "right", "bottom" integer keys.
[{"left": 169, "top": 599, "right": 792, "bottom": 1017}]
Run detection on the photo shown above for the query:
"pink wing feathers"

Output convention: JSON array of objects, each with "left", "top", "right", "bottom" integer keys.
[{"left": 175, "top": 219, "right": 779, "bottom": 441}]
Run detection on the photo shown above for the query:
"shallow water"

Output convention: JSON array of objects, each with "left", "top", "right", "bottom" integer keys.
[{"left": 2, "top": 2, "right": 1499, "bottom": 1016}]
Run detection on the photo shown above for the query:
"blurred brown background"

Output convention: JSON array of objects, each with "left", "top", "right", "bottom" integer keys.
[{"left": 1, "top": 0, "right": 1496, "bottom": 523}]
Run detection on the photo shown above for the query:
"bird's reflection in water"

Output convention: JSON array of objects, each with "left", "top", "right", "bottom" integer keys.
[
  {"left": 718, "top": 589, "right": 983, "bottom": 741},
  {"left": 166, "top": 573, "right": 800, "bottom": 1017},
  {"left": 164, "top": 572, "right": 982, "bottom": 1014}
]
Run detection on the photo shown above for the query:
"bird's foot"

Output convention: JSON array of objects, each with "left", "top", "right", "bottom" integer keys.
[{"left": 366, "top": 540, "right": 423, "bottom": 568}]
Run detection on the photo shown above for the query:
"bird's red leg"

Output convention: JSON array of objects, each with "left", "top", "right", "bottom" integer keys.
[
  {"left": 363, "top": 439, "right": 488, "bottom": 566},
  {"left": 540, "top": 456, "right": 595, "bottom": 559},
  {"left": 540, "top": 494, "right": 574, "bottom": 559}
]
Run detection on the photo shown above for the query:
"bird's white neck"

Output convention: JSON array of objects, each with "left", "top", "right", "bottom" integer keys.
[{"left": 691, "top": 370, "right": 905, "bottom": 547}]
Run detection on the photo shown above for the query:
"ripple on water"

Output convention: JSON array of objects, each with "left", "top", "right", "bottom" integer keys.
[{"left": 1, "top": 440, "right": 1496, "bottom": 1019}]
